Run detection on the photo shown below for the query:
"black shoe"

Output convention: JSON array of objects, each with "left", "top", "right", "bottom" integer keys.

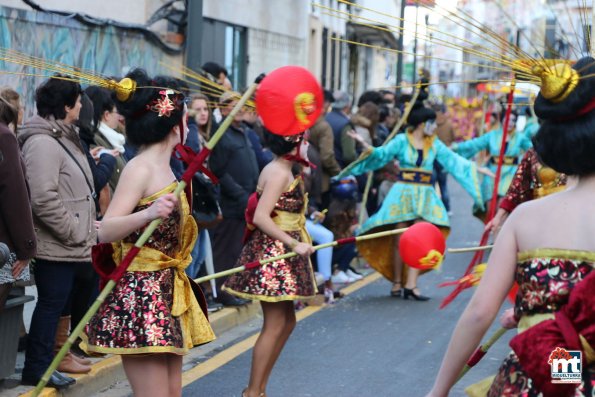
[
  {"left": 403, "top": 287, "right": 430, "bottom": 301},
  {"left": 206, "top": 297, "right": 224, "bottom": 313},
  {"left": 22, "top": 370, "right": 76, "bottom": 389},
  {"left": 390, "top": 282, "right": 402, "bottom": 298},
  {"left": 214, "top": 293, "right": 250, "bottom": 307}
]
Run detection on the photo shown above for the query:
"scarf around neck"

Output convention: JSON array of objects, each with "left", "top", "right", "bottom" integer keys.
[{"left": 98, "top": 122, "right": 126, "bottom": 153}]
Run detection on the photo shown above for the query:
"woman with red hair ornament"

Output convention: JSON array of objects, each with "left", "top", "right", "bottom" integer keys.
[{"left": 223, "top": 66, "right": 322, "bottom": 397}]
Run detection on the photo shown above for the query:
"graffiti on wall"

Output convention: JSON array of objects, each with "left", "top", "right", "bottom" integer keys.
[{"left": 0, "top": 6, "right": 181, "bottom": 117}]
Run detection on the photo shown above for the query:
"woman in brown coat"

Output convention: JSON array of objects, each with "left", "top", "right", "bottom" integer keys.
[{"left": 19, "top": 75, "right": 97, "bottom": 388}]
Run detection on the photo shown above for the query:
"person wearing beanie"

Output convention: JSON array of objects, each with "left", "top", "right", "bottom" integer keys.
[
  {"left": 428, "top": 57, "right": 595, "bottom": 397},
  {"left": 336, "top": 88, "right": 491, "bottom": 300}
]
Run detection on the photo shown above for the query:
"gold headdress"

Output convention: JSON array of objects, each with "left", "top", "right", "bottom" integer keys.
[{"left": 0, "top": 47, "right": 140, "bottom": 102}]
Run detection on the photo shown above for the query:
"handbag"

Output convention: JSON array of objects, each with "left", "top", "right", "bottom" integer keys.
[{"left": 191, "top": 171, "right": 222, "bottom": 229}]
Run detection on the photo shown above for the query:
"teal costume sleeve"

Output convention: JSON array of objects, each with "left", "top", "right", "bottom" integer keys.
[
  {"left": 453, "top": 132, "right": 491, "bottom": 159},
  {"left": 519, "top": 131, "right": 533, "bottom": 151},
  {"left": 337, "top": 134, "right": 405, "bottom": 178},
  {"left": 523, "top": 119, "right": 540, "bottom": 139},
  {"left": 435, "top": 139, "right": 484, "bottom": 210}
]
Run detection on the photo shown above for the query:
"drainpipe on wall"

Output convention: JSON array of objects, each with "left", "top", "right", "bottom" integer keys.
[{"left": 185, "top": 0, "right": 204, "bottom": 72}]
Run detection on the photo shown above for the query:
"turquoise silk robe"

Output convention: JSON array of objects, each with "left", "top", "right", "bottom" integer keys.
[
  {"left": 523, "top": 117, "right": 540, "bottom": 139},
  {"left": 453, "top": 128, "right": 532, "bottom": 207},
  {"left": 340, "top": 133, "right": 484, "bottom": 235}
]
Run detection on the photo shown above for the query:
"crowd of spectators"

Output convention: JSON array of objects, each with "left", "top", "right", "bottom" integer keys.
[{"left": 0, "top": 61, "right": 458, "bottom": 385}]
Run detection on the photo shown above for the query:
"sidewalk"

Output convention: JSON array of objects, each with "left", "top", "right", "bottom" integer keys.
[
  {"left": 2, "top": 266, "right": 371, "bottom": 397},
  {"left": 2, "top": 302, "right": 261, "bottom": 397}
]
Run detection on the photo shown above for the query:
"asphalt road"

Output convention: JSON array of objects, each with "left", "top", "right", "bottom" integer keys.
[{"left": 183, "top": 178, "right": 514, "bottom": 397}]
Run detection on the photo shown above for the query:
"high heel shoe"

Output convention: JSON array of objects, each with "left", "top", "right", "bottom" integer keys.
[
  {"left": 403, "top": 287, "right": 430, "bottom": 301},
  {"left": 390, "top": 282, "right": 403, "bottom": 298}
]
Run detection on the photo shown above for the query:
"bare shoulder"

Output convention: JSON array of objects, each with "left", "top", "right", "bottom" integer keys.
[
  {"left": 116, "top": 156, "right": 153, "bottom": 193},
  {"left": 258, "top": 162, "right": 291, "bottom": 190},
  {"left": 120, "top": 156, "right": 151, "bottom": 180}
]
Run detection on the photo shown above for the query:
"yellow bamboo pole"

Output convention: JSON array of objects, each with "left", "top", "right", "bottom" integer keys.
[
  {"left": 195, "top": 227, "right": 408, "bottom": 283},
  {"left": 457, "top": 327, "right": 509, "bottom": 381},
  {"left": 447, "top": 245, "right": 494, "bottom": 254}
]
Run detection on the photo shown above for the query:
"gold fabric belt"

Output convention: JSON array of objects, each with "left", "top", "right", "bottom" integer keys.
[
  {"left": 489, "top": 156, "right": 518, "bottom": 166},
  {"left": 397, "top": 168, "right": 433, "bottom": 185},
  {"left": 112, "top": 209, "right": 209, "bottom": 349},
  {"left": 274, "top": 207, "right": 312, "bottom": 245}
]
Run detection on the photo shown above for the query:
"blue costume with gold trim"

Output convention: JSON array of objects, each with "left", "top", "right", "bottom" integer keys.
[
  {"left": 336, "top": 132, "right": 484, "bottom": 282},
  {"left": 453, "top": 128, "right": 532, "bottom": 213},
  {"left": 342, "top": 132, "right": 483, "bottom": 233}
]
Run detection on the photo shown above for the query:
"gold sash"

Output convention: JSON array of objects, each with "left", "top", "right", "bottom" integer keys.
[
  {"left": 112, "top": 193, "right": 215, "bottom": 349},
  {"left": 273, "top": 199, "right": 312, "bottom": 246}
]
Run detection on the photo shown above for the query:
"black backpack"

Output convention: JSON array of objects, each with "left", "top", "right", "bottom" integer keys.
[{"left": 191, "top": 172, "right": 222, "bottom": 228}]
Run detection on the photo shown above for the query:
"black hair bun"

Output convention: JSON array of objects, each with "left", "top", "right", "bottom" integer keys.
[
  {"left": 263, "top": 128, "right": 298, "bottom": 156},
  {"left": 407, "top": 85, "right": 435, "bottom": 127},
  {"left": 533, "top": 57, "right": 595, "bottom": 175},
  {"left": 116, "top": 68, "right": 186, "bottom": 146},
  {"left": 534, "top": 57, "right": 595, "bottom": 120}
]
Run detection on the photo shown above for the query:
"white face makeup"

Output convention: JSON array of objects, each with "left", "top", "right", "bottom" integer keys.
[
  {"left": 298, "top": 139, "right": 309, "bottom": 161},
  {"left": 423, "top": 119, "right": 437, "bottom": 136}
]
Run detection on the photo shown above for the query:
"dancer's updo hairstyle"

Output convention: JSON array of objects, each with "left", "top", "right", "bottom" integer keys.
[
  {"left": 406, "top": 88, "right": 436, "bottom": 128},
  {"left": 263, "top": 128, "right": 302, "bottom": 156},
  {"left": 533, "top": 57, "right": 595, "bottom": 176},
  {"left": 115, "top": 68, "right": 186, "bottom": 146}
]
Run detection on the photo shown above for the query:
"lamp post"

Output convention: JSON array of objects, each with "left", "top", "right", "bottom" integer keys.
[
  {"left": 396, "top": 0, "right": 407, "bottom": 94},
  {"left": 412, "top": 3, "right": 419, "bottom": 83}
]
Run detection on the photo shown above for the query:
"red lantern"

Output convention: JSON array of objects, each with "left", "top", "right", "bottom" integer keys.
[
  {"left": 255, "top": 66, "right": 323, "bottom": 136},
  {"left": 399, "top": 222, "right": 446, "bottom": 270}
]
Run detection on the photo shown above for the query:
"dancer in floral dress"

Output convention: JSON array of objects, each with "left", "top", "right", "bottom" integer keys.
[
  {"left": 426, "top": 57, "right": 595, "bottom": 397},
  {"left": 485, "top": 147, "right": 568, "bottom": 235},
  {"left": 82, "top": 69, "right": 214, "bottom": 397},
  {"left": 223, "top": 130, "right": 316, "bottom": 397}
]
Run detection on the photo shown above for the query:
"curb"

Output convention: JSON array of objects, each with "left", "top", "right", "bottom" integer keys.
[{"left": 17, "top": 303, "right": 262, "bottom": 397}]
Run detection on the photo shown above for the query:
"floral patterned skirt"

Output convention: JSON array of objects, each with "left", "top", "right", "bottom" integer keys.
[
  {"left": 223, "top": 229, "right": 317, "bottom": 302},
  {"left": 487, "top": 352, "right": 595, "bottom": 397},
  {"left": 83, "top": 268, "right": 188, "bottom": 355}
]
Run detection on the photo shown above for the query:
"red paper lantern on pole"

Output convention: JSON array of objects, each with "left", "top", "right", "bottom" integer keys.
[
  {"left": 255, "top": 66, "right": 323, "bottom": 136},
  {"left": 399, "top": 222, "right": 446, "bottom": 270}
]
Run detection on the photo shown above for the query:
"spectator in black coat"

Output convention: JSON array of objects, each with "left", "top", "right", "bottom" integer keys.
[{"left": 207, "top": 91, "right": 259, "bottom": 306}]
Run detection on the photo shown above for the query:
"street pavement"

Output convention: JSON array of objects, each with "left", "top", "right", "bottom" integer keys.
[
  {"left": 89, "top": 177, "right": 513, "bottom": 397},
  {"left": 180, "top": 178, "right": 515, "bottom": 397}
]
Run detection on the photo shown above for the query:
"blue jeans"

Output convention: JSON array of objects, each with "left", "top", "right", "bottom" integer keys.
[
  {"left": 185, "top": 229, "right": 208, "bottom": 279},
  {"left": 333, "top": 244, "right": 357, "bottom": 272},
  {"left": 434, "top": 162, "right": 450, "bottom": 211},
  {"left": 306, "top": 220, "right": 334, "bottom": 281},
  {"left": 23, "top": 259, "right": 80, "bottom": 379}
]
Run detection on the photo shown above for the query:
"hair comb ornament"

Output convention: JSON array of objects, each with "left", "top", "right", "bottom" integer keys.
[
  {"left": 531, "top": 63, "right": 579, "bottom": 104},
  {"left": 106, "top": 78, "right": 137, "bottom": 102},
  {"left": 149, "top": 90, "right": 177, "bottom": 117}
]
